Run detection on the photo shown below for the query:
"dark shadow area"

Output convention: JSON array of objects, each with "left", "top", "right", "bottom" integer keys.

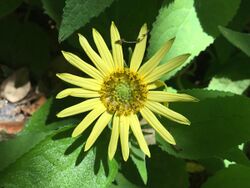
[
  {"left": 75, "top": 147, "right": 88, "bottom": 166},
  {"left": 120, "top": 157, "right": 144, "bottom": 187},
  {"left": 94, "top": 129, "right": 110, "bottom": 176},
  {"left": 64, "top": 134, "right": 86, "bottom": 156},
  {"left": 52, "top": 127, "right": 75, "bottom": 140}
]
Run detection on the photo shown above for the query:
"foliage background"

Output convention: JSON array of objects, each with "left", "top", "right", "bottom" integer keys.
[{"left": 0, "top": 0, "right": 250, "bottom": 187}]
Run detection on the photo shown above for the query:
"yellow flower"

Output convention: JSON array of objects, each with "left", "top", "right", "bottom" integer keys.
[{"left": 56, "top": 22, "right": 197, "bottom": 161}]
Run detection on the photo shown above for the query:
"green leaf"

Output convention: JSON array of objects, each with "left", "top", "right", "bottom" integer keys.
[
  {"left": 208, "top": 77, "right": 250, "bottom": 95},
  {"left": 0, "top": 99, "right": 77, "bottom": 171},
  {"left": 181, "top": 89, "right": 234, "bottom": 100},
  {"left": 0, "top": 134, "right": 118, "bottom": 187},
  {"left": 147, "top": 0, "right": 241, "bottom": 80},
  {"left": 41, "top": 0, "right": 65, "bottom": 26},
  {"left": 157, "top": 93, "right": 250, "bottom": 159},
  {"left": 201, "top": 165, "right": 250, "bottom": 188},
  {"left": 0, "top": 0, "right": 22, "bottom": 18},
  {"left": 146, "top": 146, "right": 189, "bottom": 188},
  {"left": 219, "top": 147, "right": 250, "bottom": 167},
  {"left": 219, "top": 26, "right": 250, "bottom": 57},
  {"left": 59, "top": 0, "right": 114, "bottom": 42},
  {"left": 131, "top": 144, "right": 148, "bottom": 184}
]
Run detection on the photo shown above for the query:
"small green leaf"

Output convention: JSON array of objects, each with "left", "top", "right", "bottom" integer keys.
[
  {"left": 131, "top": 144, "right": 148, "bottom": 184},
  {"left": 208, "top": 77, "right": 250, "bottom": 95},
  {"left": 0, "top": 0, "right": 22, "bottom": 18},
  {"left": 148, "top": 0, "right": 241, "bottom": 80},
  {"left": 158, "top": 93, "right": 250, "bottom": 159},
  {"left": 0, "top": 134, "right": 118, "bottom": 187},
  {"left": 201, "top": 165, "right": 250, "bottom": 188},
  {"left": 59, "top": 0, "right": 114, "bottom": 42},
  {"left": 146, "top": 146, "right": 189, "bottom": 188},
  {"left": 219, "top": 26, "right": 250, "bottom": 57}
]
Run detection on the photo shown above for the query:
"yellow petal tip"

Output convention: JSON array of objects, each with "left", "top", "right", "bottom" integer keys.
[
  {"left": 84, "top": 145, "right": 90, "bottom": 152},
  {"left": 193, "top": 97, "right": 200, "bottom": 102},
  {"left": 77, "top": 33, "right": 85, "bottom": 40},
  {"left": 56, "top": 73, "right": 62, "bottom": 78},
  {"left": 92, "top": 28, "right": 98, "bottom": 35},
  {"left": 71, "top": 131, "right": 79, "bottom": 138},
  {"left": 145, "top": 151, "right": 151, "bottom": 158},
  {"left": 170, "top": 139, "right": 177, "bottom": 145},
  {"left": 55, "top": 93, "right": 63, "bottom": 99},
  {"left": 123, "top": 155, "right": 129, "bottom": 161},
  {"left": 108, "top": 153, "right": 114, "bottom": 161},
  {"left": 56, "top": 112, "right": 62, "bottom": 118}
]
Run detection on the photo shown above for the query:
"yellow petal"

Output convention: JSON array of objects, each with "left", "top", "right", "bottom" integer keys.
[
  {"left": 138, "top": 38, "right": 175, "bottom": 77},
  {"left": 119, "top": 115, "right": 130, "bottom": 161},
  {"left": 56, "top": 88, "right": 100, "bottom": 99},
  {"left": 147, "top": 91, "right": 198, "bottom": 102},
  {"left": 56, "top": 73, "right": 101, "bottom": 91},
  {"left": 92, "top": 28, "right": 115, "bottom": 69},
  {"left": 147, "top": 80, "right": 166, "bottom": 90},
  {"left": 72, "top": 104, "right": 106, "bottom": 137},
  {"left": 78, "top": 34, "right": 111, "bottom": 75},
  {"left": 108, "top": 114, "right": 119, "bottom": 160},
  {"left": 130, "top": 23, "right": 148, "bottom": 72},
  {"left": 84, "top": 111, "right": 113, "bottom": 151},
  {"left": 144, "top": 54, "right": 190, "bottom": 83},
  {"left": 129, "top": 114, "right": 150, "bottom": 157},
  {"left": 110, "top": 22, "right": 124, "bottom": 68},
  {"left": 57, "top": 98, "right": 101, "bottom": 118},
  {"left": 140, "top": 107, "right": 176, "bottom": 145},
  {"left": 145, "top": 101, "right": 190, "bottom": 125},
  {"left": 61, "top": 51, "right": 103, "bottom": 80}
]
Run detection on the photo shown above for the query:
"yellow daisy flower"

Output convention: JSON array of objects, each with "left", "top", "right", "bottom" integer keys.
[{"left": 56, "top": 22, "right": 197, "bottom": 161}]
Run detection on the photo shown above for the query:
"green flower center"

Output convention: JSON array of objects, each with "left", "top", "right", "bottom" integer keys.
[
  {"left": 100, "top": 68, "right": 148, "bottom": 116},
  {"left": 115, "top": 83, "right": 132, "bottom": 102}
]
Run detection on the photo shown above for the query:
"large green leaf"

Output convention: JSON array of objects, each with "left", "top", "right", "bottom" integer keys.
[
  {"left": 59, "top": 0, "right": 114, "bottom": 42},
  {"left": 219, "top": 26, "right": 250, "bottom": 57},
  {"left": 201, "top": 165, "right": 250, "bottom": 188},
  {"left": 147, "top": 0, "right": 241, "bottom": 80},
  {"left": 157, "top": 92, "right": 250, "bottom": 159},
  {"left": 0, "top": 99, "right": 77, "bottom": 171},
  {"left": 0, "top": 0, "right": 22, "bottom": 18},
  {"left": 0, "top": 134, "right": 118, "bottom": 187}
]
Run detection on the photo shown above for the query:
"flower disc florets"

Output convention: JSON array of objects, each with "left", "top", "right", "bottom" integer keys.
[{"left": 100, "top": 68, "right": 148, "bottom": 115}]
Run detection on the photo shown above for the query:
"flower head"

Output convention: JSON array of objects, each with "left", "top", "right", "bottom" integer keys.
[{"left": 56, "top": 22, "right": 198, "bottom": 161}]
